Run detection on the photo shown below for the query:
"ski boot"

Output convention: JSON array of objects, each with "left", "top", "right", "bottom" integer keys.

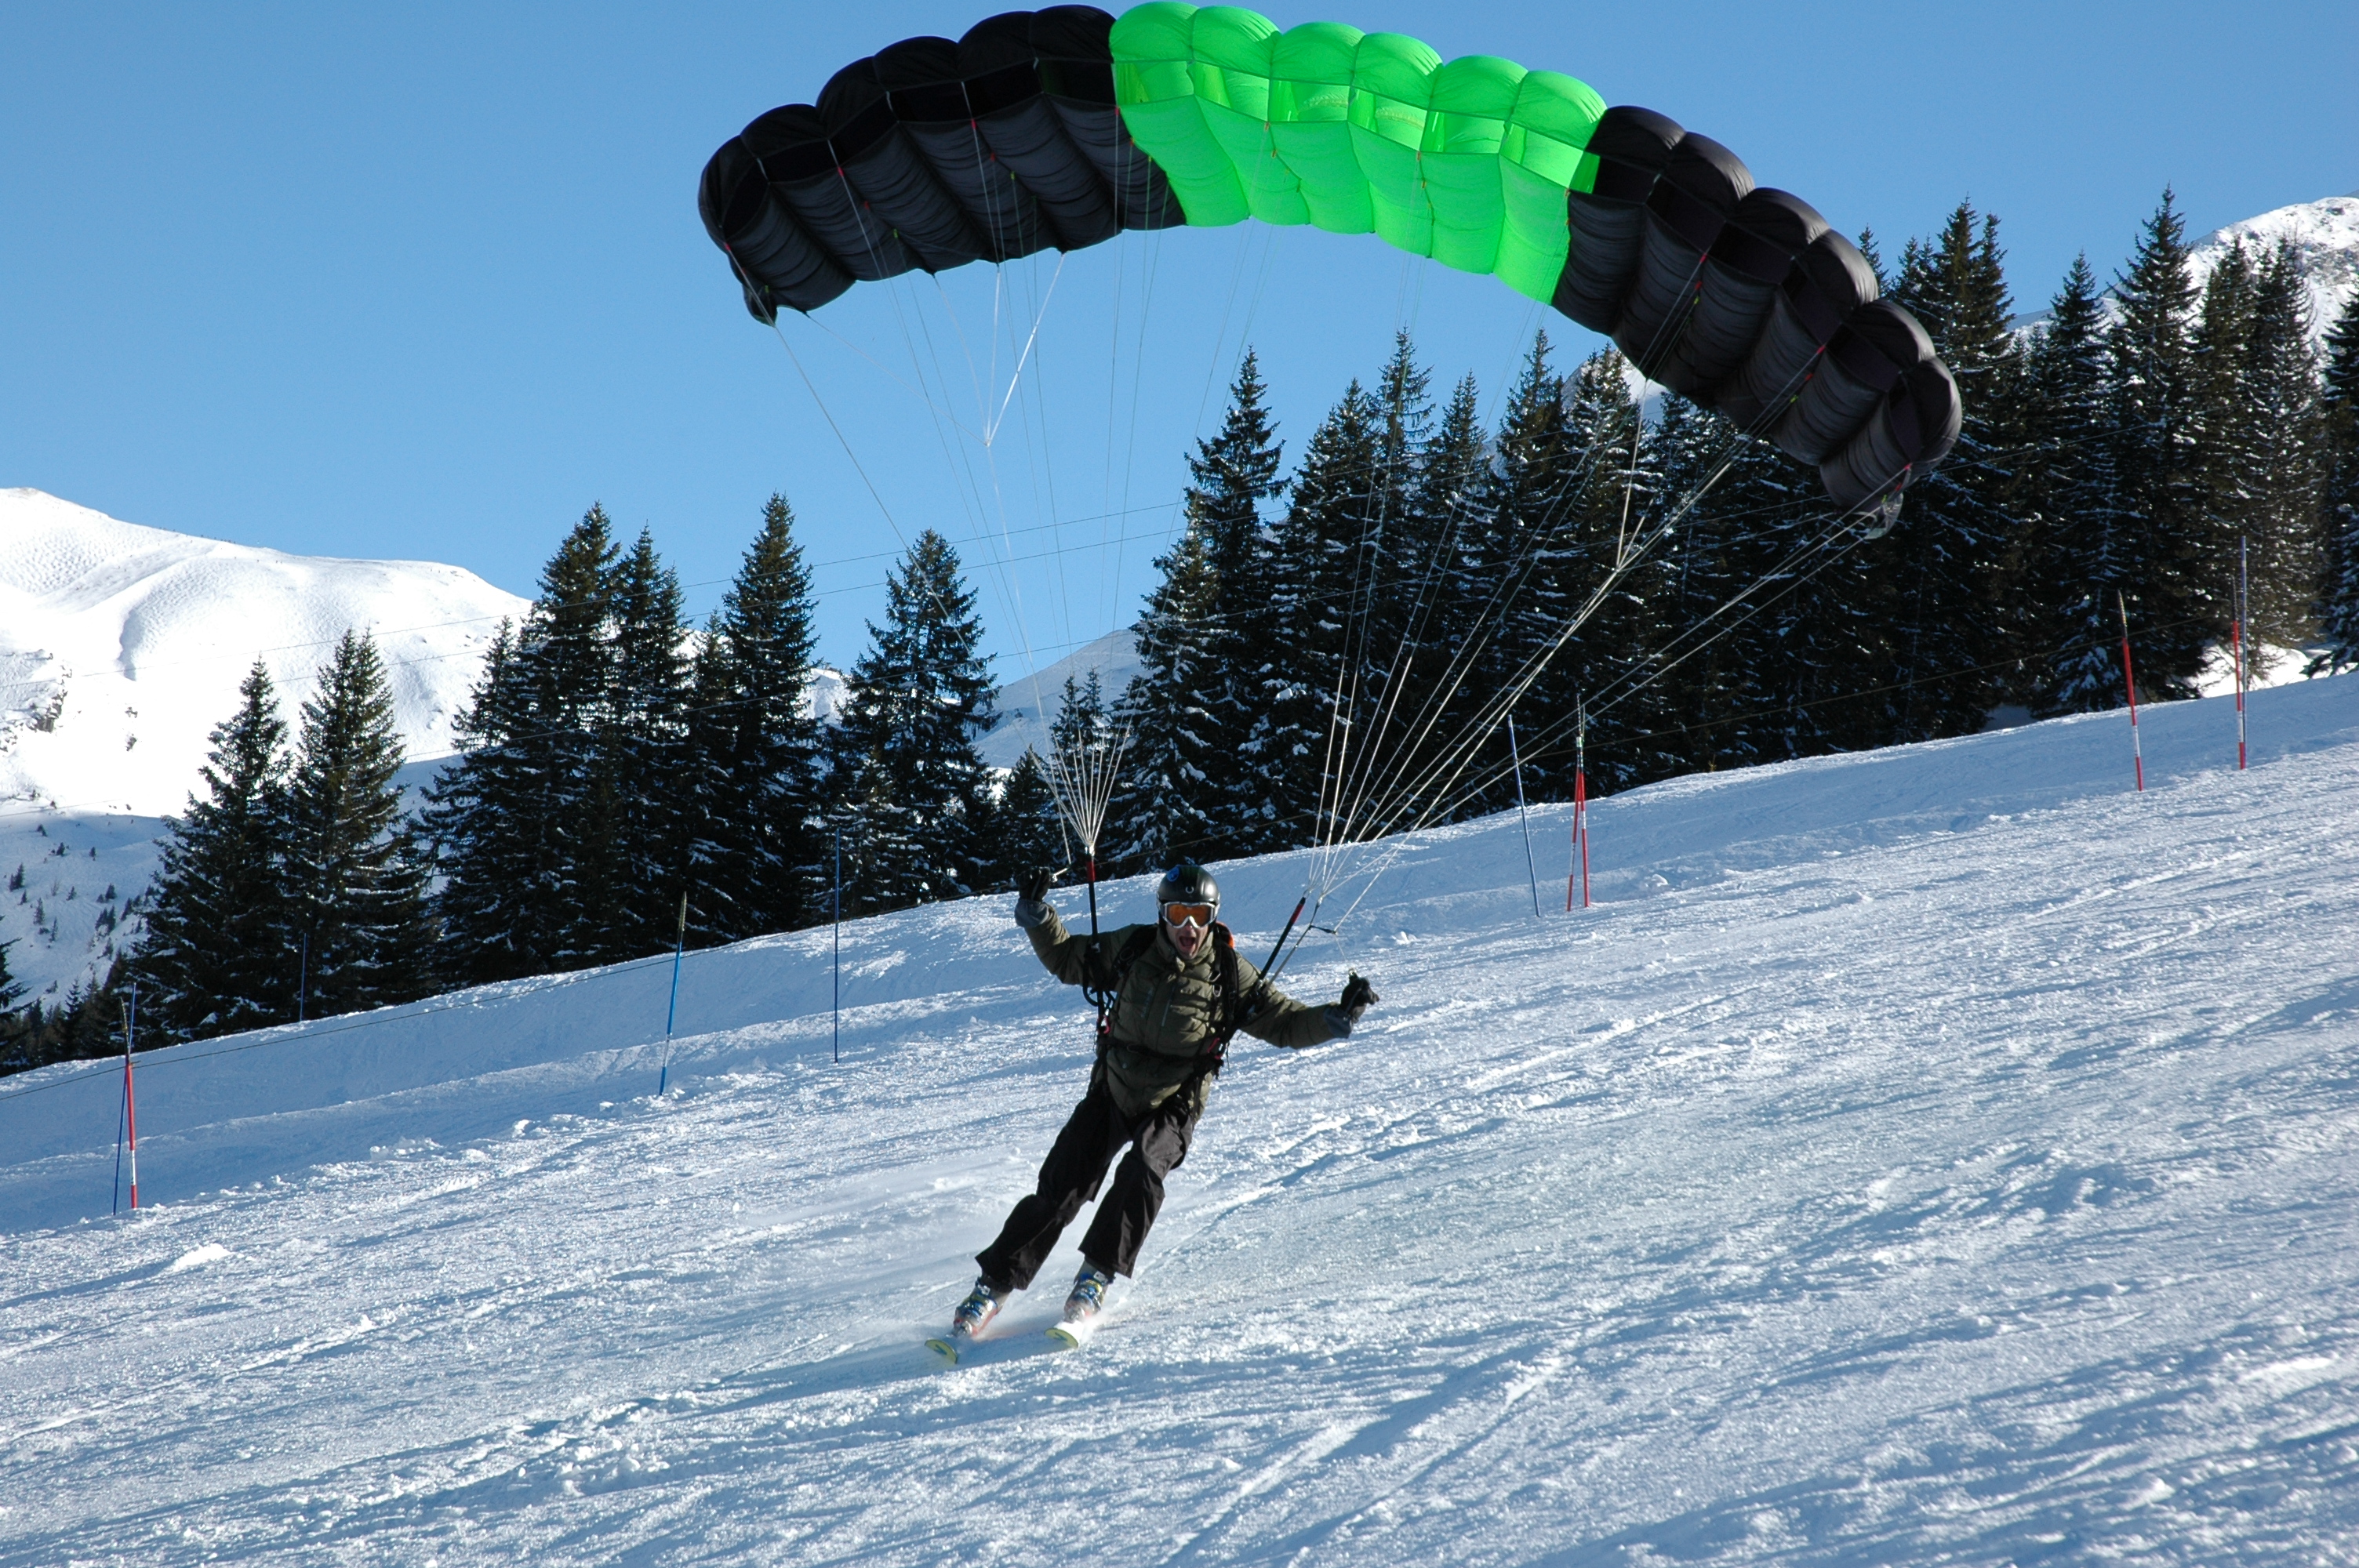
[
  {"left": 926, "top": 1277, "right": 1003, "bottom": 1366},
  {"left": 1047, "top": 1263, "right": 1113, "bottom": 1349}
]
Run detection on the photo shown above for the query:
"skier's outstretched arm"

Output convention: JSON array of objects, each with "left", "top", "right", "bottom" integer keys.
[
  {"left": 1233, "top": 959, "right": 1380, "bottom": 1049},
  {"left": 1013, "top": 871, "right": 1122, "bottom": 989}
]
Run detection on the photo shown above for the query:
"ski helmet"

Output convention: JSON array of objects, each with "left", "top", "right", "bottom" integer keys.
[{"left": 1155, "top": 863, "right": 1219, "bottom": 913}]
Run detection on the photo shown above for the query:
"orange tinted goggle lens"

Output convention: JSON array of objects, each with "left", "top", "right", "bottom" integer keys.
[{"left": 1162, "top": 902, "right": 1215, "bottom": 927}]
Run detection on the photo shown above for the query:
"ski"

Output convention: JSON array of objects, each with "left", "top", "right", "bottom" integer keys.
[
  {"left": 925, "top": 1332, "right": 967, "bottom": 1367},
  {"left": 1045, "top": 1310, "right": 1102, "bottom": 1351}
]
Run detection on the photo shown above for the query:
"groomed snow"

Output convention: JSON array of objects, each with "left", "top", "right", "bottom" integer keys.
[{"left": 2, "top": 673, "right": 2356, "bottom": 1565}]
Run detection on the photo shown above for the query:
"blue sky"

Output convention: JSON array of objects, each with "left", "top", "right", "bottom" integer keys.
[{"left": 5, "top": 1, "right": 2353, "bottom": 681}]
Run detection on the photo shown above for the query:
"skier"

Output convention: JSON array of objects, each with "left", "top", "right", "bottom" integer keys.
[{"left": 939, "top": 862, "right": 1379, "bottom": 1352}]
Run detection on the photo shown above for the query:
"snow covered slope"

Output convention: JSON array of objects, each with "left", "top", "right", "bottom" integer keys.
[
  {"left": 0, "top": 488, "right": 529, "bottom": 1001},
  {"left": 2, "top": 672, "right": 2354, "bottom": 1564}
]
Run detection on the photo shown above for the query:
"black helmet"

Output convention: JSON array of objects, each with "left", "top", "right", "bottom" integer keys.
[{"left": 1154, "top": 862, "right": 1219, "bottom": 912}]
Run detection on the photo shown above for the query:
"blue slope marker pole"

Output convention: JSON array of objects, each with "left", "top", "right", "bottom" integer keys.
[
  {"left": 1508, "top": 715, "right": 1542, "bottom": 919},
  {"left": 657, "top": 891, "right": 687, "bottom": 1096}
]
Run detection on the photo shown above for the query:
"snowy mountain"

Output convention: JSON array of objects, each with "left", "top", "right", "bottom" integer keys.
[
  {"left": 0, "top": 488, "right": 530, "bottom": 1002},
  {"left": 2015, "top": 191, "right": 2359, "bottom": 344},
  {"left": 982, "top": 623, "right": 1143, "bottom": 769},
  {"left": 2, "top": 670, "right": 2354, "bottom": 1563},
  {"left": 2187, "top": 192, "right": 2359, "bottom": 346}
]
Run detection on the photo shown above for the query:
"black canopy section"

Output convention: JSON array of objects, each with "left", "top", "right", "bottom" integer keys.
[
  {"left": 696, "top": 20, "right": 1959, "bottom": 509},
  {"left": 696, "top": 5, "right": 1174, "bottom": 323},
  {"left": 1551, "top": 103, "right": 1959, "bottom": 507}
]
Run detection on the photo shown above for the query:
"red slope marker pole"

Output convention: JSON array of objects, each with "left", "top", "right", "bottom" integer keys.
[
  {"left": 1568, "top": 709, "right": 1592, "bottom": 911},
  {"left": 2118, "top": 591, "right": 2143, "bottom": 793},
  {"left": 2236, "top": 535, "right": 2248, "bottom": 770}
]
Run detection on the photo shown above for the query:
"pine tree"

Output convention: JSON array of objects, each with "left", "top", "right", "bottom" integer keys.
[
  {"left": 2104, "top": 190, "right": 2211, "bottom": 698},
  {"left": 1454, "top": 333, "right": 1576, "bottom": 816},
  {"left": 685, "top": 493, "right": 826, "bottom": 942},
  {"left": 1188, "top": 352, "right": 1289, "bottom": 858},
  {"left": 1107, "top": 515, "right": 1222, "bottom": 871},
  {"left": 2234, "top": 241, "right": 2324, "bottom": 652},
  {"left": 426, "top": 505, "right": 620, "bottom": 983},
  {"left": 831, "top": 530, "right": 997, "bottom": 913},
  {"left": 1655, "top": 405, "right": 1851, "bottom": 770},
  {"left": 1856, "top": 228, "right": 1889, "bottom": 296},
  {"left": 135, "top": 661, "right": 295, "bottom": 1040},
  {"left": 992, "top": 748, "right": 1068, "bottom": 887},
  {"left": 2309, "top": 290, "right": 2359, "bottom": 674},
  {"left": 1248, "top": 377, "right": 1384, "bottom": 853},
  {"left": 282, "top": 630, "right": 432, "bottom": 1020},
  {"left": 1877, "top": 201, "right": 2021, "bottom": 739},
  {"left": 591, "top": 528, "right": 691, "bottom": 960},
  {"left": 1520, "top": 349, "right": 1652, "bottom": 800},
  {"left": 2191, "top": 239, "right": 2260, "bottom": 660},
  {"left": 1382, "top": 372, "right": 1492, "bottom": 813},
  {"left": 420, "top": 622, "right": 532, "bottom": 985},
  {"left": 2022, "top": 255, "right": 2133, "bottom": 713},
  {"left": 1621, "top": 391, "right": 1733, "bottom": 779}
]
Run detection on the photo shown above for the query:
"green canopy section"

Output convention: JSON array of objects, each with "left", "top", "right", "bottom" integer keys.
[{"left": 1108, "top": 2, "right": 1605, "bottom": 303}]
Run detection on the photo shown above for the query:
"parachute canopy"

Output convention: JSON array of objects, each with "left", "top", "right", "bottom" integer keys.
[{"left": 699, "top": 2, "right": 1961, "bottom": 509}]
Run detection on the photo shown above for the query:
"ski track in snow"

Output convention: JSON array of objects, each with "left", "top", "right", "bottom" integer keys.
[{"left": 3, "top": 678, "right": 2358, "bottom": 1564}]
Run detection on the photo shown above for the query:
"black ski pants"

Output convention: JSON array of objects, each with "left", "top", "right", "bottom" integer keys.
[{"left": 976, "top": 1066, "right": 1201, "bottom": 1290}]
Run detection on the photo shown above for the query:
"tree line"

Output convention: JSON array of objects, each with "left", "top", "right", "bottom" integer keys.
[
  {"left": 1110, "top": 193, "right": 2359, "bottom": 869},
  {"left": 5, "top": 189, "right": 2357, "bottom": 1071}
]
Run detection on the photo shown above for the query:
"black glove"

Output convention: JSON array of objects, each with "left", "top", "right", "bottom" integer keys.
[
  {"left": 1013, "top": 867, "right": 1055, "bottom": 930},
  {"left": 1324, "top": 972, "right": 1379, "bottom": 1038}
]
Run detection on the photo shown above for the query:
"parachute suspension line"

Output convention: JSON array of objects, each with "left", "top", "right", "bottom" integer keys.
[
  {"left": 1109, "top": 227, "right": 1166, "bottom": 637},
  {"left": 1437, "top": 457, "right": 1917, "bottom": 825},
  {"left": 1301, "top": 413, "right": 1615, "bottom": 946},
  {"left": 793, "top": 311, "right": 984, "bottom": 444},
  {"left": 1577, "top": 470, "right": 1910, "bottom": 726},
  {"left": 767, "top": 319, "right": 917, "bottom": 566},
  {"left": 1582, "top": 459, "right": 1914, "bottom": 724},
  {"left": 1304, "top": 386, "right": 1402, "bottom": 917},
  {"left": 1357, "top": 324, "right": 1863, "bottom": 851},
  {"left": 1319, "top": 307, "right": 1562, "bottom": 855},
  {"left": 1041, "top": 715, "right": 1130, "bottom": 864},
  {"left": 980, "top": 255, "right": 1067, "bottom": 447},
  {"left": 1311, "top": 295, "right": 1676, "bottom": 918},
  {"left": 1329, "top": 426, "right": 1627, "bottom": 854},
  {"left": 1340, "top": 419, "right": 1761, "bottom": 867},
  {"left": 1188, "top": 227, "right": 1268, "bottom": 461}
]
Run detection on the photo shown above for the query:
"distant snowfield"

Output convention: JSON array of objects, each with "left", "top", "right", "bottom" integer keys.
[
  {"left": 2, "top": 671, "right": 2354, "bottom": 1564},
  {"left": 2189, "top": 194, "right": 2359, "bottom": 349},
  {"left": 982, "top": 622, "right": 1143, "bottom": 769},
  {"left": 0, "top": 488, "right": 532, "bottom": 1002}
]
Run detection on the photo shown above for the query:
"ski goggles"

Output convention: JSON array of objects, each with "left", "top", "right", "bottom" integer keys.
[{"left": 1160, "top": 901, "right": 1216, "bottom": 928}]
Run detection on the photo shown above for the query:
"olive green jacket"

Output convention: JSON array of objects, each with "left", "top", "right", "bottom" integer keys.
[{"left": 1027, "top": 907, "right": 1334, "bottom": 1118}]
